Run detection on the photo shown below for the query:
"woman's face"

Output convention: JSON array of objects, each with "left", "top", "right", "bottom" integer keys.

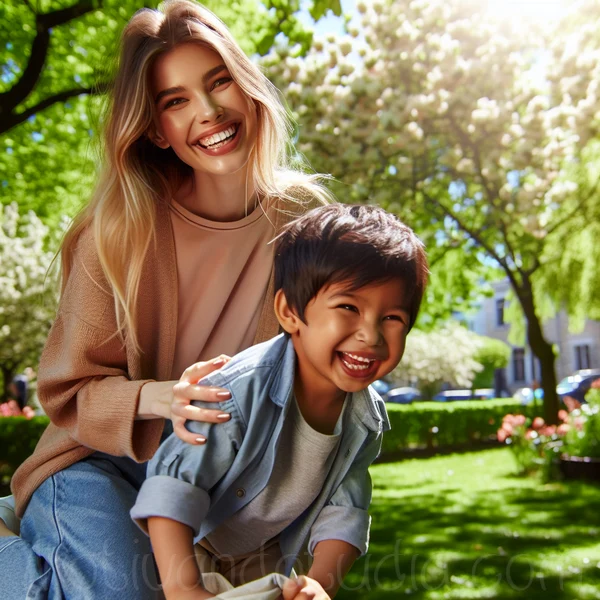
[{"left": 150, "top": 43, "right": 258, "bottom": 178}]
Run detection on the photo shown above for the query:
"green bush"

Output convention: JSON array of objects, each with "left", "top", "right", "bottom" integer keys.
[
  {"left": 0, "top": 416, "right": 49, "bottom": 475},
  {"left": 382, "top": 399, "right": 541, "bottom": 455}
]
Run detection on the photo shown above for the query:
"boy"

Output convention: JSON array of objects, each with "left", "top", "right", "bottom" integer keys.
[{"left": 131, "top": 204, "right": 428, "bottom": 599}]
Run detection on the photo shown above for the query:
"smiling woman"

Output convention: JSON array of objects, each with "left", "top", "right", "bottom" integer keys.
[{"left": 0, "top": 1, "right": 332, "bottom": 598}]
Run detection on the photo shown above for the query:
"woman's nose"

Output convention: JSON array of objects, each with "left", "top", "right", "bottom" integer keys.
[{"left": 193, "top": 93, "right": 223, "bottom": 124}]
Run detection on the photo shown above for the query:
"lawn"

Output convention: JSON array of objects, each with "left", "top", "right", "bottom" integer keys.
[{"left": 337, "top": 448, "right": 600, "bottom": 599}]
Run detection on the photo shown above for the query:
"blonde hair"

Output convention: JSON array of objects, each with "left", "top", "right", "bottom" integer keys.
[{"left": 61, "top": 0, "right": 331, "bottom": 351}]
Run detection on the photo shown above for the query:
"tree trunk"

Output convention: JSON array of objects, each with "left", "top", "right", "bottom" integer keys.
[{"left": 515, "top": 276, "right": 560, "bottom": 424}]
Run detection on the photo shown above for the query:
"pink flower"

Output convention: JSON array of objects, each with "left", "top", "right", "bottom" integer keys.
[
  {"left": 557, "top": 423, "right": 570, "bottom": 436},
  {"left": 525, "top": 429, "right": 537, "bottom": 440},
  {"left": 0, "top": 403, "right": 10, "bottom": 416},
  {"left": 514, "top": 414, "right": 526, "bottom": 426},
  {"left": 6, "top": 400, "right": 21, "bottom": 416},
  {"left": 532, "top": 417, "right": 545, "bottom": 431},
  {"left": 564, "top": 396, "right": 582, "bottom": 412},
  {"left": 502, "top": 422, "right": 514, "bottom": 436},
  {"left": 497, "top": 428, "right": 509, "bottom": 443},
  {"left": 574, "top": 416, "right": 585, "bottom": 431},
  {"left": 541, "top": 425, "right": 556, "bottom": 437},
  {"left": 22, "top": 406, "right": 35, "bottom": 419},
  {"left": 558, "top": 410, "right": 569, "bottom": 423}
]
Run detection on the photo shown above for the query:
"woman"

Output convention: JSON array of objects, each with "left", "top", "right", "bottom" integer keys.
[{"left": 0, "top": 1, "right": 330, "bottom": 597}]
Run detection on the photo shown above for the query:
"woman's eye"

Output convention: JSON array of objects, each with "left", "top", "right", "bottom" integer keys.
[
  {"left": 211, "top": 76, "right": 232, "bottom": 91},
  {"left": 164, "top": 97, "right": 186, "bottom": 109}
]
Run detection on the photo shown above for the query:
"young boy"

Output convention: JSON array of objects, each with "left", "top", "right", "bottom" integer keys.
[{"left": 131, "top": 204, "right": 428, "bottom": 599}]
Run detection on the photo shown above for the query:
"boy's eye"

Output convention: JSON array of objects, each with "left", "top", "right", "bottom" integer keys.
[
  {"left": 385, "top": 314, "right": 408, "bottom": 325},
  {"left": 336, "top": 304, "right": 358, "bottom": 312}
]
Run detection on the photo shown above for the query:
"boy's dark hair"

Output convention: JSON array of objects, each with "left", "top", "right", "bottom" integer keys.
[{"left": 274, "top": 203, "right": 428, "bottom": 330}]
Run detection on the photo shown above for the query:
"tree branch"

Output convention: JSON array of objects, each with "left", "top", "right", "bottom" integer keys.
[
  {"left": 545, "top": 174, "right": 600, "bottom": 238},
  {"left": 1, "top": 86, "right": 104, "bottom": 134},
  {"left": 420, "top": 187, "right": 508, "bottom": 270},
  {"left": 0, "top": 0, "right": 101, "bottom": 118}
]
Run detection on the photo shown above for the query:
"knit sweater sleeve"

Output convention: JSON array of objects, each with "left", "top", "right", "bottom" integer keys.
[{"left": 36, "top": 228, "right": 163, "bottom": 461}]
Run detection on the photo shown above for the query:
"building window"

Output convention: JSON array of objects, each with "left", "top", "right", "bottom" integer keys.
[
  {"left": 513, "top": 348, "right": 525, "bottom": 382},
  {"left": 496, "top": 298, "right": 505, "bottom": 326},
  {"left": 574, "top": 345, "right": 591, "bottom": 370}
]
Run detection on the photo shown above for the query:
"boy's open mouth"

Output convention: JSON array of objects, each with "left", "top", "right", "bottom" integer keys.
[{"left": 338, "top": 352, "right": 377, "bottom": 373}]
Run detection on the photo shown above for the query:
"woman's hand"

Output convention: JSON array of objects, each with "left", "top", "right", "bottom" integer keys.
[
  {"left": 171, "top": 355, "right": 233, "bottom": 445},
  {"left": 282, "top": 576, "right": 332, "bottom": 600},
  {"left": 138, "top": 354, "right": 232, "bottom": 445}
]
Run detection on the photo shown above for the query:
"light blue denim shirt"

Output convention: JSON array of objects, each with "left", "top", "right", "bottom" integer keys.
[{"left": 131, "top": 334, "right": 390, "bottom": 575}]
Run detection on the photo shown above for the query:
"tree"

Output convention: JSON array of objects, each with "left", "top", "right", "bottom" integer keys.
[
  {"left": 471, "top": 337, "right": 511, "bottom": 390},
  {"left": 0, "top": 203, "right": 60, "bottom": 401},
  {"left": 391, "top": 322, "right": 484, "bottom": 399},
  {"left": 0, "top": 0, "right": 342, "bottom": 225},
  {"left": 265, "top": 0, "right": 600, "bottom": 422}
]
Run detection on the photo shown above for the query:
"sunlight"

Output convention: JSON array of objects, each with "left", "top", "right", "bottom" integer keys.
[{"left": 486, "top": 0, "right": 571, "bottom": 22}]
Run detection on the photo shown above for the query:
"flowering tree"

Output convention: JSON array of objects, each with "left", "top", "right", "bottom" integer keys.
[
  {"left": 265, "top": 0, "right": 600, "bottom": 422},
  {"left": 0, "top": 203, "right": 58, "bottom": 401},
  {"left": 391, "top": 322, "right": 484, "bottom": 398}
]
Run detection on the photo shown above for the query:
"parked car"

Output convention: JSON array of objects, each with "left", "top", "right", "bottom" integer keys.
[
  {"left": 386, "top": 386, "right": 422, "bottom": 404},
  {"left": 432, "top": 389, "right": 496, "bottom": 402},
  {"left": 370, "top": 379, "right": 392, "bottom": 400},
  {"left": 433, "top": 390, "right": 473, "bottom": 402},
  {"left": 557, "top": 369, "right": 600, "bottom": 403}
]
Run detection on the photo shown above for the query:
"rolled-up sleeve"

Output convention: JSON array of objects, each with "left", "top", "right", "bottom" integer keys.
[
  {"left": 308, "top": 433, "right": 382, "bottom": 556},
  {"left": 130, "top": 397, "right": 242, "bottom": 537}
]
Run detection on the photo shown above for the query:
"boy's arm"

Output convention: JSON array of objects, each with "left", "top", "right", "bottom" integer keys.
[
  {"left": 148, "top": 517, "right": 214, "bottom": 600},
  {"left": 307, "top": 539, "right": 360, "bottom": 596}
]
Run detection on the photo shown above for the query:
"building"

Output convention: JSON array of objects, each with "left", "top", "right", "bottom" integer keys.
[{"left": 467, "top": 279, "right": 600, "bottom": 392}]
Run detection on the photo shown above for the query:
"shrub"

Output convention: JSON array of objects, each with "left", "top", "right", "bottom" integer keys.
[
  {"left": 0, "top": 416, "right": 49, "bottom": 477},
  {"left": 382, "top": 398, "right": 540, "bottom": 455}
]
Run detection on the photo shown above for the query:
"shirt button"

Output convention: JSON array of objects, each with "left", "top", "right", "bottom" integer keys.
[{"left": 236, "top": 488, "right": 246, "bottom": 498}]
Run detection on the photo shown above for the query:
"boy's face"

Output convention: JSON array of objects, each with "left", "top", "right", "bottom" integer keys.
[{"left": 282, "top": 279, "right": 410, "bottom": 402}]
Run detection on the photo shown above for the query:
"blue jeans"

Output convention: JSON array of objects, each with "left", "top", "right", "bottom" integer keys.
[{"left": 0, "top": 453, "right": 160, "bottom": 599}]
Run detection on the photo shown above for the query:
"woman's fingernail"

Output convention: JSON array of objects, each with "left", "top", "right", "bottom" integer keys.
[
  {"left": 196, "top": 437, "right": 206, "bottom": 444},
  {"left": 216, "top": 391, "right": 231, "bottom": 399},
  {"left": 217, "top": 413, "right": 230, "bottom": 421}
]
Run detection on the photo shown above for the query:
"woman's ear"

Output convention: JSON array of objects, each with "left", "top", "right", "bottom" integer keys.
[
  {"left": 274, "top": 289, "right": 301, "bottom": 334},
  {"left": 147, "top": 124, "right": 170, "bottom": 149}
]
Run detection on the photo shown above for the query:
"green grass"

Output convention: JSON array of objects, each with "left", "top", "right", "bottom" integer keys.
[{"left": 337, "top": 448, "right": 600, "bottom": 599}]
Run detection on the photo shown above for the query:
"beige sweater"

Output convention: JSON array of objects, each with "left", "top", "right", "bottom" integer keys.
[{"left": 12, "top": 197, "right": 309, "bottom": 517}]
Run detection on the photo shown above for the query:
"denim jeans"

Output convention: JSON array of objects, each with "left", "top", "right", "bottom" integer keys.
[{"left": 0, "top": 453, "right": 160, "bottom": 599}]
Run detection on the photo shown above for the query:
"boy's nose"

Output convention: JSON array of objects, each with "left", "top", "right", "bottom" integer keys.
[{"left": 355, "top": 321, "right": 383, "bottom": 346}]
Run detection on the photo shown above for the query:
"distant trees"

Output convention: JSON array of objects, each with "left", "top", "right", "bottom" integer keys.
[
  {"left": 392, "top": 323, "right": 510, "bottom": 399},
  {"left": 0, "top": 203, "right": 59, "bottom": 400},
  {"left": 266, "top": 0, "right": 600, "bottom": 421}
]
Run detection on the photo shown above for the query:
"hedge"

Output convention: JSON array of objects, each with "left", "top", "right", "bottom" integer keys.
[
  {"left": 0, "top": 400, "right": 541, "bottom": 475},
  {"left": 0, "top": 416, "right": 49, "bottom": 477},
  {"left": 381, "top": 398, "right": 542, "bottom": 455}
]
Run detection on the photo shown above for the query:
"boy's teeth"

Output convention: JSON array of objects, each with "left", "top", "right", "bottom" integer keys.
[
  {"left": 199, "top": 125, "right": 236, "bottom": 148},
  {"left": 341, "top": 353, "right": 374, "bottom": 371},
  {"left": 346, "top": 353, "right": 372, "bottom": 363}
]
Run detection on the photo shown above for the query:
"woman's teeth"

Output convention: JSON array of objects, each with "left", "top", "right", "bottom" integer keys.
[{"left": 198, "top": 125, "right": 237, "bottom": 149}]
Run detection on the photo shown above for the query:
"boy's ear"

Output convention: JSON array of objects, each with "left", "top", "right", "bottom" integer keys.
[{"left": 274, "top": 289, "right": 302, "bottom": 334}]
